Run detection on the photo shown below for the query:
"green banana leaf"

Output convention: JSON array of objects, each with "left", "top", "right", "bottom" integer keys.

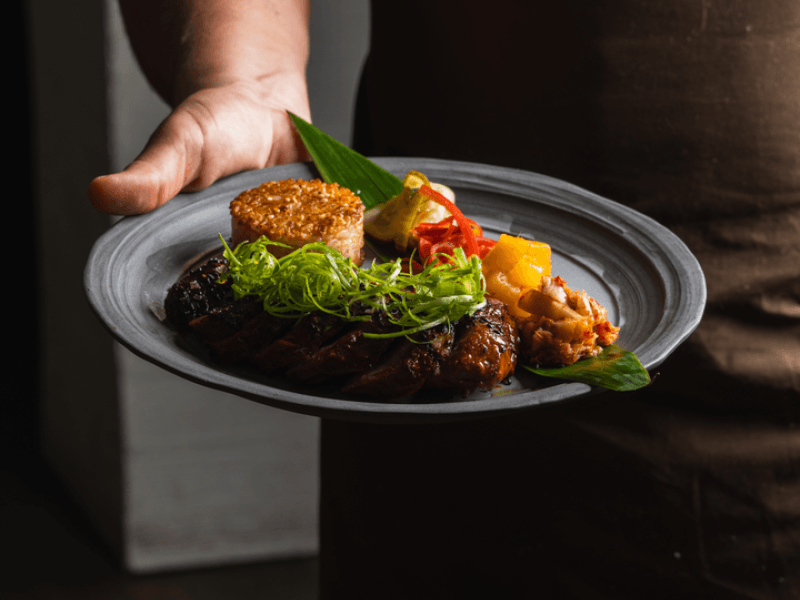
[
  {"left": 288, "top": 112, "right": 403, "bottom": 209},
  {"left": 523, "top": 344, "right": 650, "bottom": 391},
  {"left": 288, "top": 112, "right": 651, "bottom": 392}
]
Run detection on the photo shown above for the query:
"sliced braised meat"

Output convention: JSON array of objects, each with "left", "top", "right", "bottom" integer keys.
[
  {"left": 426, "top": 299, "right": 519, "bottom": 397},
  {"left": 167, "top": 258, "right": 524, "bottom": 400},
  {"left": 204, "top": 310, "right": 293, "bottom": 365},
  {"left": 187, "top": 297, "right": 262, "bottom": 341},
  {"left": 285, "top": 310, "right": 399, "bottom": 384},
  {"left": 165, "top": 257, "right": 233, "bottom": 328},
  {"left": 251, "top": 312, "right": 350, "bottom": 374},
  {"left": 341, "top": 323, "right": 455, "bottom": 399}
]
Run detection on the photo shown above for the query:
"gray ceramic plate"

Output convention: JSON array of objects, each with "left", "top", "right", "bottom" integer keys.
[{"left": 85, "top": 158, "right": 706, "bottom": 423}]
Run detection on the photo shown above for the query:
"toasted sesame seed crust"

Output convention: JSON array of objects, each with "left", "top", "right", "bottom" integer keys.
[{"left": 230, "top": 179, "right": 365, "bottom": 264}]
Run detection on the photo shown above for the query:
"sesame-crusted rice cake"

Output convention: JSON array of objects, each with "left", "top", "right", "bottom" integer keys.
[{"left": 230, "top": 179, "right": 365, "bottom": 265}]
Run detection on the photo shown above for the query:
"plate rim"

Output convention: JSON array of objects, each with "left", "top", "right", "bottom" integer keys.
[{"left": 85, "top": 157, "right": 706, "bottom": 422}]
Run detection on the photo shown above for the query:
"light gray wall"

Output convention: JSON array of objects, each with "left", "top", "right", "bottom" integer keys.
[{"left": 306, "top": 0, "right": 370, "bottom": 146}]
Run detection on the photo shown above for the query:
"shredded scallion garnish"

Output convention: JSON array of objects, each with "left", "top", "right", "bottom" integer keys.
[{"left": 218, "top": 235, "right": 486, "bottom": 338}]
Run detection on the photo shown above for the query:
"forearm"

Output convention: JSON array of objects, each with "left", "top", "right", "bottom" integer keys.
[{"left": 119, "top": 0, "right": 310, "bottom": 107}]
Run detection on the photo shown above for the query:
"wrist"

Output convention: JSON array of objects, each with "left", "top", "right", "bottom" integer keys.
[{"left": 171, "top": 2, "right": 309, "bottom": 107}]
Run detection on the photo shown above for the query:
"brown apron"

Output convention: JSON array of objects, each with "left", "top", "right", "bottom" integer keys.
[{"left": 321, "top": 1, "right": 800, "bottom": 597}]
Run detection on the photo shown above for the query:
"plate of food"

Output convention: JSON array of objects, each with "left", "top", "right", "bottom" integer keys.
[{"left": 85, "top": 153, "right": 705, "bottom": 423}]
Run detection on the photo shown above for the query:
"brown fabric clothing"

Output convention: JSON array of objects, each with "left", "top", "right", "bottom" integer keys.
[{"left": 320, "top": 0, "right": 800, "bottom": 597}]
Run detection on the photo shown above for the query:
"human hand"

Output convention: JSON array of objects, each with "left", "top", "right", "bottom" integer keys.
[{"left": 88, "top": 76, "right": 311, "bottom": 215}]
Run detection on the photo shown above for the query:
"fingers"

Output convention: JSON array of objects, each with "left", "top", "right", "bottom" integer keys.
[
  {"left": 268, "top": 109, "right": 312, "bottom": 166},
  {"left": 88, "top": 169, "right": 168, "bottom": 216},
  {"left": 87, "top": 102, "right": 208, "bottom": 215},
  {"left": 88, "top": 81, "right": 311, "bottom": 215},
  {"left": 88, "top": 118, "right": 195, "bottom": 215}
]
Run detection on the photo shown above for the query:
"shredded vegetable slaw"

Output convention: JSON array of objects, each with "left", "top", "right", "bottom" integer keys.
[{"left": 219, "top": 234, "right": 486, "bottom": 339}]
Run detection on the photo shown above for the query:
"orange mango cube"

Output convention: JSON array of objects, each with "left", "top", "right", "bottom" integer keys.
[{"left": 482, "top": 234, "right": 551, "bottom": 292}]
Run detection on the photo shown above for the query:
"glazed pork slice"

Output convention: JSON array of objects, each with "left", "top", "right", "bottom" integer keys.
[
  {"left": 165, "top": 257, "right": 233, "bottom": 328},
  {"left": 250, "top": 312, "right": 351, "bottom": 374},
  {"left": 187, "top": 296, "right": 263, "bottom": 342},
  {"left": 203, "top": 310, "right": 293, "bottom": 365},
  {"left": 341, "top": 323, "right": 455, "bottom": 399},
  {"left": 285, "top": 309, "right": 399, "bottom": 385},
  {"left": 426, "top": 299, "right": 520, "bottom": 397}
]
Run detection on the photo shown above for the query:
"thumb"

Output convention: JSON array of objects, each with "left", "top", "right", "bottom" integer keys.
[{"left": 88, "top": 110, "right": 201, "bottom": 215}]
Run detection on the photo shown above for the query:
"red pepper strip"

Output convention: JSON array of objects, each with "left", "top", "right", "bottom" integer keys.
[
  {"left": 419, "top": 185, "right": 480, "bottom": 258},
  {"left": 416, "top": 215, "right": 484, "bottom": 241},
  {"left": 417, "top": 224, "right": 456, "bottom": 265},
  {"left": 418, "top": 235, "right": 433, "bottom": 259},
  {"left": 414, "top": 226, "right": 497, "bottom": 269},
  {"left": 402, "top": 257, "right": 425, "bottom": 274},
  {"left": 430, "top": 240, "right": 458, "bottom": 257},
  {"left": 415, "top": 219, "right": 450, "bottom": 232},
  {"left": 419, "top": 235, "right": 496, "bottom": 266},
  {"left": 415, "top": 220, "right": 452, "bottom": 238},
  {"left": 415, "top": 220, "right": 452, "bottom": 264},
  {"left": 476, "top": 236, "right": 497, "bottom": 257},
  {"left": 416, "top": 219, "right": 460, "bottom": 245}
]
